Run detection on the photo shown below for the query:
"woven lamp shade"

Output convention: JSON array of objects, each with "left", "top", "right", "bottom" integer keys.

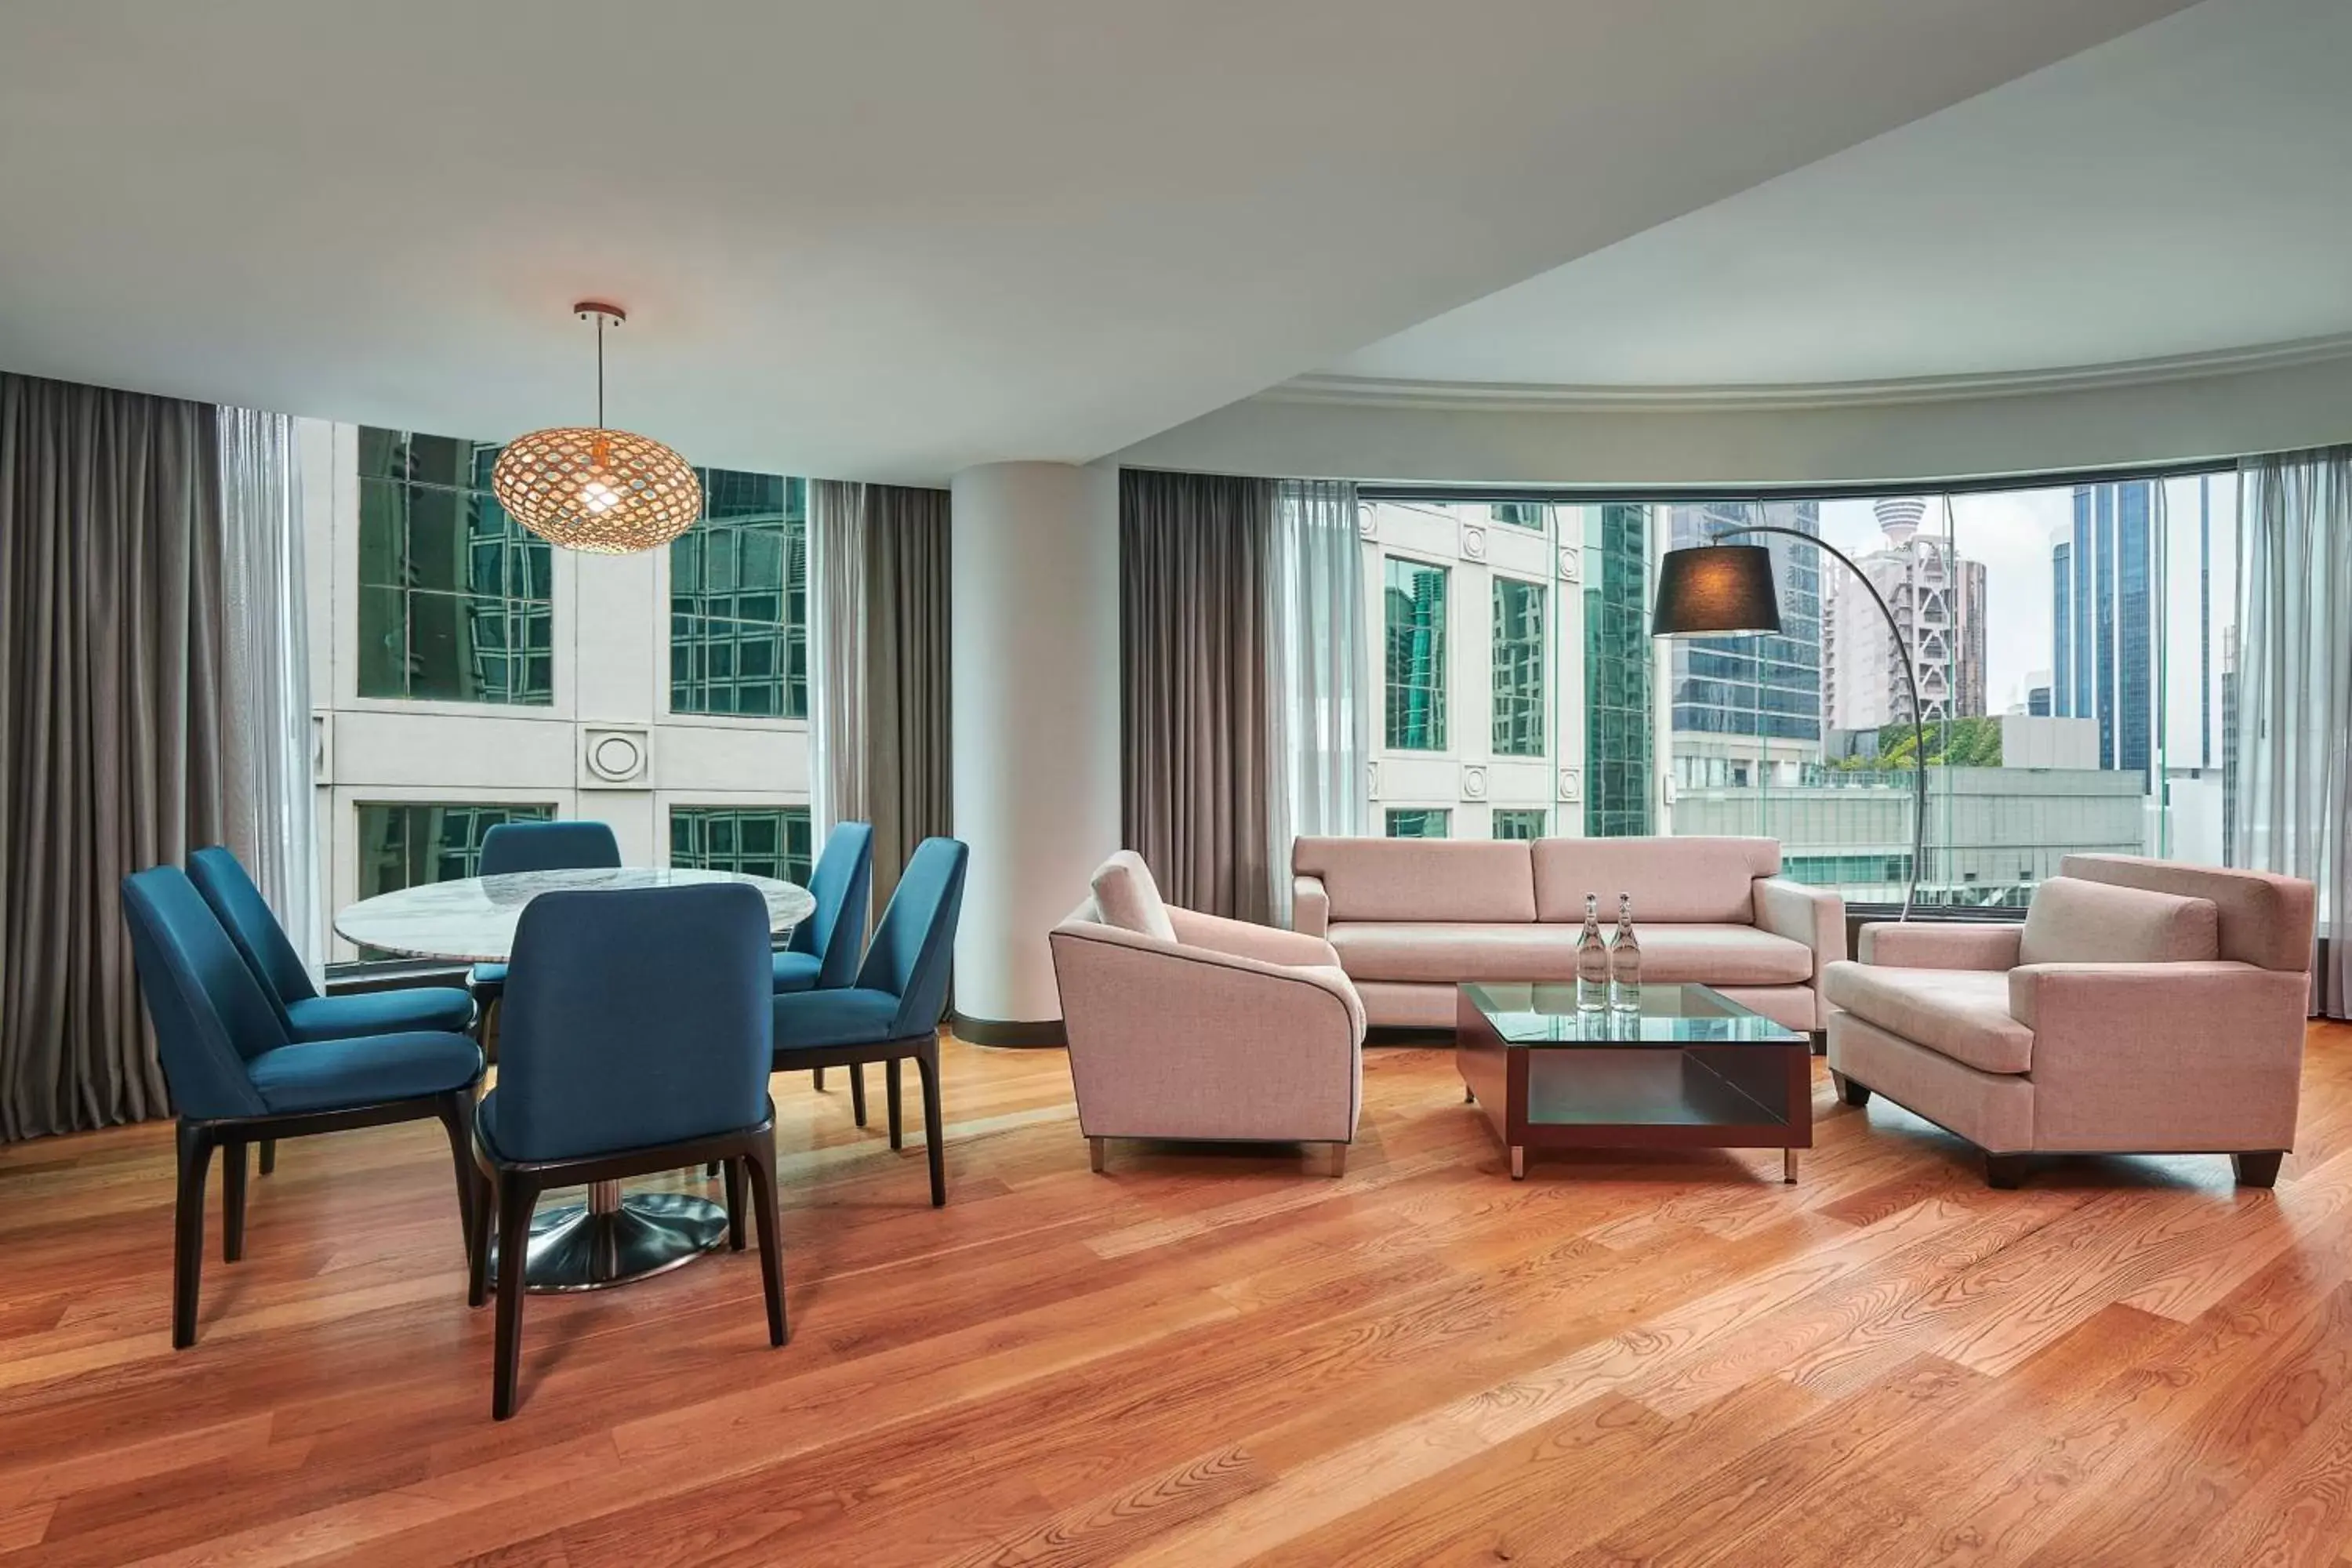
[{"left": 491, "top": 426, "right": 702, "bottom": 555}]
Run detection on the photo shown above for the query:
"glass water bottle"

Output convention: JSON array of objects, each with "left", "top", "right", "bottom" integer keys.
[
  {"left": 1610, "top": 892, "right": 1642, "bottom": 1013},
  {"left": 1576, "top": 893, "right": 1609, "bottom": 1011}
]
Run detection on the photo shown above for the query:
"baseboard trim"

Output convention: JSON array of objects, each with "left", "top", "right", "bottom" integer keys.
[{"left": 951, "top": 1013, "right": 1067, "bottom": 1048}]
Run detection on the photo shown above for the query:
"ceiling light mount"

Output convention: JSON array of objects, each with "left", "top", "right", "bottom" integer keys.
[{"left": 492, "top": 301, "right": 700, "bottom": 555}]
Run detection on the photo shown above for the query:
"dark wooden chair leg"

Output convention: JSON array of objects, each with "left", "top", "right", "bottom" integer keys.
[
  {"left": 221, "top": 1138, "right": 249, "bottom": 1264},
  {"left": 916, "top": 1041, "right": 946, "bottom": 1207},
  {"left": 463, "top": 1156, "right": 491, "bottom": 1309},
  {"left": 1809, "top": 1032, "right": 1828, "bottom": 1058},
  {"left": 1831, "top": 1070, "right": 1871, "bottom": 1108},
  {"left": 849, "top": 1062, "right": 867, "bottom": 1128},
  {"left": 723, "top": 1157, "right": 746, "bottom": 1251},
  {"left": 2234, "top": 1152, "right": 2285, "bottom": 1189},
  {"left": 172, "top": 1122, "right": 214, "bottom": 1349},
  {"left": 887, "top": 1058, "right": 904, "bottom": 1151},
  {"left": 431, "top": 1091, "right": 478, "bottom": 1272},
  {"left": 1984, "top": 1152, "right": 2029, "bottom": 1190},
  {"left": 746, "top": 1135, "right": 787, "bottom": 1347},
  {"left": 492, "top": 1175, "right": 537, "bottom": 1420},
  {"left": 812, "top": 1065, "right": 826, "bottom": 1091},
  {"left": 258, "top": 1138, "right": 277, "bottom": 1176},
  {"left": 705, "top": 1160, "right": 720, "bottom": 1179}
]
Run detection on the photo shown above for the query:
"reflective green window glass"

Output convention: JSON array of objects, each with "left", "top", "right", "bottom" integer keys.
[{"left": 1385, "top": 558, "right": 1448, "bottom": 750}]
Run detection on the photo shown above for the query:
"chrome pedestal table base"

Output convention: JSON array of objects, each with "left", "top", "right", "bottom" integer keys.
[{"left": 490, "top": 1178, "right": 728, "bottom": 1294}]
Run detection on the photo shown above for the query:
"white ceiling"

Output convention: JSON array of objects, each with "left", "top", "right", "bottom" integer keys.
[
  {"left": 1322, "top": 0, "right": 2352, "bottom": 393},
  {"left": 0, "top": 0, "right": 2188, "bottom": 484}
]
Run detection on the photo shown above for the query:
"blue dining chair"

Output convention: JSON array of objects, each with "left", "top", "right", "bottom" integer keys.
[
  {"left": 466, "top": 819, "right": 623, "bottom": 1016},
  {"left": 120, "top": 866, "right": 484, "bottom": 1348},
  {"left": 772, "top": 836, "right": 968, "bottom": 1207},
  {"left": 468, "top": 880, "right": 783, "bottom": 1419},
  {"left": 773, "top": 821, "right": 875, "bottom": 1118}
]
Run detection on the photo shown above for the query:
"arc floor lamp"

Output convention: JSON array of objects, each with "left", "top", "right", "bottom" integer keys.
[{"left": 1650, "top": 524, "right": 1926, "bottom": 920}]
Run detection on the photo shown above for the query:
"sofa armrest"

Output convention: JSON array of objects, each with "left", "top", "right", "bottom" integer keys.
[
  {"left": 2008, "top": 961, "right": 2310, "bottom": 1151},
  {"left": 1858, "top": 921, "right": 2021, "bottom": 971},
  {"left": 1292, "top": 874, "right": 1330, "bottom": 938},
  {"left": 1168, "top": 906, "right": 1341, "bottom": 969},
  {"left": 1754, "top": 877, "right": 1843, "bottom": 985},
  {"left": 1048, "top": 923, "right": 1363, "bottom": 1142}
]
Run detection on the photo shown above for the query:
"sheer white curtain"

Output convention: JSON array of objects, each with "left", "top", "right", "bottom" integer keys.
[
  {"left": 217, "top": 408, "right": 319, "bottom": 973},
  {"left": 1265, "top": 477, "right": 1369, "bottom": 924},
  {"left": 808, "top": 479, "right": 869, "bottom": 840},
  {"left": 2234, "top": 445, "right": 2352, "bottom": 1016}
]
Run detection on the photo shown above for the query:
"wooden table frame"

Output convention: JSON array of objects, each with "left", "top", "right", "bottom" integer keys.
[{"left": 1456, "top": 987, "right": 1813, "bottom": 1182}]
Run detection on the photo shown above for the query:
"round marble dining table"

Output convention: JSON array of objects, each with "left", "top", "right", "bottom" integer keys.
[{"left": 334, "top": 866, "right": 817, "bottom": 1294}]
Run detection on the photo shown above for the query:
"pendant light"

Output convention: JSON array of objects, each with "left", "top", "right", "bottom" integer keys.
[{"left": 492, "top": 302, "right": 702, "bottom": 554}]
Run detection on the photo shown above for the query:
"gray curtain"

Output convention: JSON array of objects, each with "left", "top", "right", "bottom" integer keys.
[
  {"left": 1120, "top": 470, "right": 1276, "bottom": 923},
  {"left": 2234, "top": 445, "right": 2352, "bottom": 1017},
  {"left": 1, "top": 374, "right": 227, "bottom": 1139},
  {"left": 863, "top": 485, "right": 953, "bottom": 913},
  {"left": 808, "top": 478, "right": 868, "bottom": 847}
]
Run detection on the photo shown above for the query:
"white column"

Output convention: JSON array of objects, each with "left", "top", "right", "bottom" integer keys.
[{"left": 949, "top": 462, "right": 1120, "bottom": 1039}]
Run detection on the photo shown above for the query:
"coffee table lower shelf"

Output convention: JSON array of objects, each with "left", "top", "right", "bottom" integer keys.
[{"left": 1457, "top": 989, "right": 1812, "bottom": 1182}]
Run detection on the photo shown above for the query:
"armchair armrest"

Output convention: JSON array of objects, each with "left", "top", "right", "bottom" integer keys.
[
  {"left": 1858, "top": 921, "right": 2020, "bottom": 971},
  {"left": 1753, "top": 877, "right": 1843, "bottom": 982},
  {"left": 1169, "top": 906, "right": 1341, "bottom": 969},
  {"left": 1292, "top": 873, "right": 1330, "bottom": 938},
  {"left": 2008, "top": 961, "right": 2310, "bottom": 1151}
]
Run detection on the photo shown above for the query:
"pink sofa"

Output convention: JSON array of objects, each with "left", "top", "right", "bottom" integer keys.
[
  {"left": 1049, "top": 852, "right": 1364, "bottom": 1175},
  {"left": 1824, "top": 854, "right": 2316, "bottom": 1189},
  {"left": 1290, "top": 836, "right": 1842, "bottom": 1033}
]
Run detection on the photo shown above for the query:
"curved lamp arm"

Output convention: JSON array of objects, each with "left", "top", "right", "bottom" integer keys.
[{"left": 1707, "top": 523, "right": 1926, "bottom": 922}]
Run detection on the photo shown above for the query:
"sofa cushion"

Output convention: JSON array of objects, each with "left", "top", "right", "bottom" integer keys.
[
  {"left": 1530, "top": 837, "right": 1778, "bottom": 924},
  {"left": 1091, "top": 851, "right": 1177, "bottom": 943},
  {"left": 1820, "top": 961, "right": 2034, "bottom": 1075},
  {"left": 2058, "top": 855, "right": 2307, "bottom": 972},
  {"left": 1292, "top": 838, "right": 1535, "bottom": 923},
  {"left": 1327, "top": 921, "right": 1810, "bottom": 987},
  {"left": 2018, "top": 877, "right": 2220, "bottom": 967}
]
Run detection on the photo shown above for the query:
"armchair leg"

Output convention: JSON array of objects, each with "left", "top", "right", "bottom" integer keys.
[
  {"left": 723, "top": 1157, "right": 746, "bottom": 1251},
  {"left": 1984, "top": 1153, "right": 2030, "bottom": 1190},
  {"left": 258, "top": 1138, "right": 277, "bottom": 1176},
  {"left": 812, "top": 1065, "right": 826, "bottom": 1091},
  {"left": 1831, "top": 1070, "right": 1871, "bottom": 1108},
  {"left": 1089, "top": 1136, "right": 1105, "bottom": 1174},
  {"left": 746, "top": 1134, "right": 788, "bottom": 1348},
  {"left": 431, "top": 1090, "right": 479, "bottom": 1273},
  {"left": 887, "top": 1058, "right": 904, "bottom": 1152},
  {"left": 492, "top": 1175, "right": 537, "bottom": 1420},
  {"left": 916, "top": 1040, "right": 946, "bottom": 1207},
  {"left": 849, "top": 1063, "right": 868, "bottom": 1128},
  {"left": 172, "top": 1122, "right": 214, "bottom": 1349},
  {"left": 2234, "top": 1152, "right": 2285, "bottom": 1189},
  {"left": 1327, "top": 1142, "right": 1349, "bottom": 1179},
  {"left": 222, "top": 1138, "right": 249, "bottom": 1264}
]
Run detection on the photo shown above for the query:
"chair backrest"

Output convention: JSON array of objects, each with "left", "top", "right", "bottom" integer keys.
[
  {"left": 788, "top": 821, "right": 875, "bottom": 989},
  {"left": 856, "top": 837, "right": 969, "bottom": 1039},
  {"left": 119, "top": 867, "right": 282, "bottom": 1120},
  {"left": 187, "top": 847, "right": 317, "bottom": 1028},
  {"left": 495, "top": 883, "right": 773, "bottom": 1162},
  {"left": 477, "top": 820, "right": 622, "bottom": 877}
]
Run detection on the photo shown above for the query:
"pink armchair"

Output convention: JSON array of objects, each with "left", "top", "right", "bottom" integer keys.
[
  {"left": 1824, "top": 855, "right": 2315, "bottom": 1189},
  {"left": 1049, "top": 852, "right": 1364, "bottom": 1175}
]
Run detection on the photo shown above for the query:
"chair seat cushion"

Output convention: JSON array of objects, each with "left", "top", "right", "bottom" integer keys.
[
  {"left": 1328, "top": 921, "right": 1810, "bottom": 986},
  {"left": 285, "top": 986, "right": 474, "bottom": 1042},
  {"left": 245, "top": 1031, "right": 483, "bottom": 1114},
  {"left": 1820, "top": 962, "right": 2034, "bottom": 1075},
  {"left": 470, "top": 961, "right": 506, "bottom": 998},
  {"left": 771, "top": 950, "right": 822, "bottom": 993},
  {"left": 773, "top": 987, "right": 903, "bottom": 1050}
]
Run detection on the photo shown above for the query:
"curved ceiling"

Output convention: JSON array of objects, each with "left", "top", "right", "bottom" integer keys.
[
  {"left": 0, "top": 0, "right": 2187, "bottom": 483},
  {"left": 1321, "top": 0, "right": 2352, "bottom": 395}
]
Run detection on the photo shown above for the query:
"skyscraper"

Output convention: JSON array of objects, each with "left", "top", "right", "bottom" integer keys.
[
  {"left": 1666, "top": 501, "right": 1823, "bottom": 785},
  {"left": 1823, "top": 499, "right": 1988, "bottom": 731},
  {"left": 2050, "top": 480, "right": 2154, "bottom": 778},
  {"left": 1584, "top": 503, "right": 1653, "bottom": 836}
]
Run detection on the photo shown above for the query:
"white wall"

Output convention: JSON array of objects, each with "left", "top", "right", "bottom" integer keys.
[{"left": 305, "top": 420, "right": 811, "bottom": 960}]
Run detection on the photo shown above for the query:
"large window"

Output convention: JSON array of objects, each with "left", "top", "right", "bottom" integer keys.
[
  {"left": 1491, "top": 576, "right": 1546, "bottom": 758},
  {"left": 670, "top": 471, "right": 808, "bottom": 718},
  {"left": 1384, "top": 557, "right": 1449, "bottom": 750},
  {"left": 358, "top": 430, "right": 554, "bottom": 704},
  {"left": 1385, "top": 808, "right": 1450, "bottom": 839},
  {"left": 354, "top": 802, "right": 554, "bottom": 901},
  {"left": 1492, "top": 808, "right": 1547, "bottom": 840},
  {"left": 671, "top": 806, "right": 812, "bottom": 882},
  {"left": 1584, "top": 504, "right": 1653, "bottom": 837}
]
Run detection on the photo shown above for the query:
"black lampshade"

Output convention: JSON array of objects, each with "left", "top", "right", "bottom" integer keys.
[{"left": 1651, "top": 544, "right": 1782, "bottom": 637}]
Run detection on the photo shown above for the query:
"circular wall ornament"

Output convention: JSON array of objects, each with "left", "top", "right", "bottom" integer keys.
[{"left": 587, "top": 731, "right": 645, "bottom": 783}]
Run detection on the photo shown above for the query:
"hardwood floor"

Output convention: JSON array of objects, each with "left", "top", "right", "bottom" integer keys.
[{"left": 6, "top": 1027, "right": 2352, "bottom": 1566}]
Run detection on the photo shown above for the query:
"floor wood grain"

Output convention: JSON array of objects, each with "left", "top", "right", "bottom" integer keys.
[{"left": 3, "top": 1026, "right": 2350, "bottom": 1566}]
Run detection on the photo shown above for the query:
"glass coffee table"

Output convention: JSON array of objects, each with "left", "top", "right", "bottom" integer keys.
[{"left": 1457, "top": 982, "right": 1812, "bottom": 1182}]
